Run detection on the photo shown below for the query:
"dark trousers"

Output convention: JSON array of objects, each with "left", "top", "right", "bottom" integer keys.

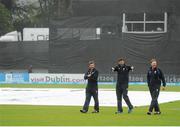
[
  {"left": 148, "top": 86, "right": 160, "bottom": 112},
  {"left": 83, "top": 88, "right": 99, "bottom": 111},
  {"left": 116, "top": 87, "right": 133, "bottom": 112}
]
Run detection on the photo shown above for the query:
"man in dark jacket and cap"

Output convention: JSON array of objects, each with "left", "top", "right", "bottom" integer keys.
[{"left": 112, "top": 58, "right": 134, "bottom": 114}]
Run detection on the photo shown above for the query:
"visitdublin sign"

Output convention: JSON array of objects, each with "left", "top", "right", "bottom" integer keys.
[
  {"left": 29, "top": 73, "right": 86, "bottom": 84},
  {"left": 0, "top": 73, "right": 180, "bottom": 85}
]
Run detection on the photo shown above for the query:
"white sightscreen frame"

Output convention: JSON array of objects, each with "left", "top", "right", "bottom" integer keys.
[{"left": 122, "top": 12, "right": 167, "bottom": 34}]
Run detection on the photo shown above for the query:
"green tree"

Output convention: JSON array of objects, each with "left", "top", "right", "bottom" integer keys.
[
  {"left": 0, "top": 0, "right": 73, "bottom": 35},
  {"left": 0, "top": 3, "right": 14, "bottom": 35},
  {"left": 11, "top": 0, "right": 38, "bottom": 32},
  {"left": 12, "top": 0, "right": 55, "bottom": 30}
]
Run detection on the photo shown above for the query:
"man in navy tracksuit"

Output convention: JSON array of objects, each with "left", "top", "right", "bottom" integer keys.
[
  {"left": 80, "top": 61, "right": 99, "bottom": 113},
  {"left": 147, "top": 59, "right": 166, "bottom": 115},
  {"left": 112, "top": 58, "right": 134, "bottom": 114}
]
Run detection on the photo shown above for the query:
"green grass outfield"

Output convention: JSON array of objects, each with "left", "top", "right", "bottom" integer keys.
[
  {"left": 0, "top": 101, "right": 180, "bottom": 126},
  {"left": 0, "top": 84, "right": 180, "bottom": 126}
]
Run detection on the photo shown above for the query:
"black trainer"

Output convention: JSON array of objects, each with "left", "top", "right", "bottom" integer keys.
[
  {"left": 128, "top": 107, "right": 133, "bottom": 114},
  {"left": 147, "top": 111, "right": 152, "bottom": 115},
  {"left": 154, "top": 111, "right": 161, "bottom": 115},
  {"left": 80, "top": 109, "right": 87, "bottom": 113},
  {"left": 92, "top": 110, "right": 99, "bottom": 113},
  {"left": 115, "top": 111, "right": 123, "bottom": 114}
]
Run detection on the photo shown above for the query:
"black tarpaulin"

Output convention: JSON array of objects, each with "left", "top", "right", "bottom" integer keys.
[
  {"left": 0, "top": 42, "right": 49, "bottom": 69},
  {"left": 49, "top": 0, "right": 180, "bottom": 74},
  {"left": 49, "top": 32, "right": 180, "bottom": 74}
]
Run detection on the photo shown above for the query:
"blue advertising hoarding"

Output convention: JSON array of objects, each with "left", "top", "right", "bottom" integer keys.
[
  {"left": 0, "top": 72, "right": 5, "bottom": 83},
  {"left": 0, "top": 72, "right": 29, "bottom": 84}
]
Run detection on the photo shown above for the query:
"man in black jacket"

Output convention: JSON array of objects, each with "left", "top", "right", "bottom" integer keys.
[
  {"left": 147, "top": 59, "right": 166, "bottom": 115},
  {"left": 80, "top": 60, "right": 99, "bottom": 113},
  {"left": 112, "top": 58, "right": 134, "bottom": 114}
]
